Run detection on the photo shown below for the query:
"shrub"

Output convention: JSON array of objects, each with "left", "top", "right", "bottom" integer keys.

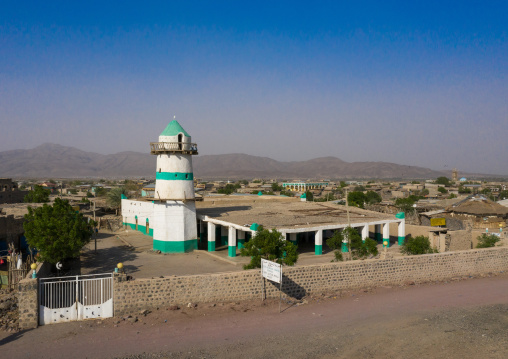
[
  {"left": 240, "top": 226, "right": 298, "bottom": 269},
  {"left": 400, "top": 235, "right": 438, "bottom": 255},
  {"left": 476, "top": 234, "right": 500, "bottom": 248},
  {"left": 326, "top": 227, "right": 378, "bottom": 260}
]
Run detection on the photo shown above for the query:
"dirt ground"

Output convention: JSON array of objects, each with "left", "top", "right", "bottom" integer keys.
[{"left": 2, "top": 272, "right": 508, "bottom": 359}]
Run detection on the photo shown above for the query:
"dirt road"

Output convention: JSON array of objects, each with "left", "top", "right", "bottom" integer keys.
[{"left": 2, "top": 274, "right": 508, "bottom": 359}]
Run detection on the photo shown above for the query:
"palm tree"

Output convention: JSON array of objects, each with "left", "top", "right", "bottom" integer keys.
[{"left": 107, "top": 187, "right": 128, "bottom": 215}]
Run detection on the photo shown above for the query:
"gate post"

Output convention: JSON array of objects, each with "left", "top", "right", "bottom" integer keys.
[{"left": 17, "top": 278, "right": 39, "bottom": 329}]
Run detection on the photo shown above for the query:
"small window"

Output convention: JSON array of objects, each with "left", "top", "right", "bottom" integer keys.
[
  {"left": 175, "top": 174, "right": 178, "bottom": 178},
  {"left": 185, "top": 174, "right": 189, "bottom": 179},
  {"left": 159, "top": 169, "right": 161, "bottom": 173}
]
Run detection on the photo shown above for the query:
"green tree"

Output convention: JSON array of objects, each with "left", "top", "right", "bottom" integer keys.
[
  {"left": 23, "top": 198, "right": 92, "bottom": 264},
  {"left": 458, "top": 185, "right": 472, "bottom": 194},
  {"left": 354, "top": 185, "right": 366, "bottom": 192},
  {"left": 94, "top": 187, "right": 107, "bottom": 197},
  {"left": 476, "top": 234, "right": 500, "bottom": 248},
  {"left": 217, "top": 184, "right": 237, "bottom": 195},
  {"left": 498, "top": 190, "right": 508, "bottom": 200},
  {"left": 69, "top": 188, "right": 78, "bottom": 195},
  {"left": 394, "top": 196, "right": 421, "bottom": 213},
  {"left": 305, "top": 190, "right": 314, "bottom": 201},
  {"left": 435, "top": 176, "right": 451, "bottom": 186},
  {"left": 448, "top": 193, "right": 457, "bottom": 199},
  {"left": 347, "top": 191, "right": 366, "bottom": 208},
  {"left": 340, "top": 181, "right": 347, "bottom": 188},
  {"left": 240, "top": 226, "right": 298, "bottom": 269},
  {"left": 365, "top": 191, "right": 382, "bottom": 204},
  {"left": 400, "top": 235, "right": 437, "bottom": 255},
  {"left": 326, "top": 227, "right": 378, "bottom": 261},
  {"left": 107, "top": 187, "right": 128, "bottom": 214},
  {"left": 24, "top": 185, "right": 50, "bottom": 203},
  {"left": 271, "top": 183, "right": 283, "bottom": 192},
  {"left": 438, "top": 187, "right": 448, "bottom": 194}
]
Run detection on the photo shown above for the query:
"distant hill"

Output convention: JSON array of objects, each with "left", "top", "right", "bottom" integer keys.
[{"left": 0, "top": 143, "right": 450, "bottom": 179}]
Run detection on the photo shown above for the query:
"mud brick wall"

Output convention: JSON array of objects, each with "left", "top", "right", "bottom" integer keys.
[
  {"left": 17, "top": 278, "right": 38, "bottom": 329},
  {"left": 114, "top": 247, "right": 508, "bottom": 316}
]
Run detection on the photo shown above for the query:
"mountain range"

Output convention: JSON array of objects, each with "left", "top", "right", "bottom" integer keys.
[{"left": 0, "top": 143, "right": 451, "bottom": 179}]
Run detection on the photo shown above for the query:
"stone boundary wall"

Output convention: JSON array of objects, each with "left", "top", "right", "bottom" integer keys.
[{"left": 114, "top": 247, "right": 508, "bottom": 316}]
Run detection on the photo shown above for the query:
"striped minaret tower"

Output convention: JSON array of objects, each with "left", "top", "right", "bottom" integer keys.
[{"left": 150, "top": 119, "right": 198, "bottom": 253}]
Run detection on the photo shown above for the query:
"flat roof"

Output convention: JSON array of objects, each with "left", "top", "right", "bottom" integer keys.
[{"left": 196, "top": 195, "right": 399, "bottom": 231}]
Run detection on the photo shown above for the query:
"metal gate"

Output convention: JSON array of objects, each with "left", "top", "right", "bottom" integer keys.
[{"left": 39, "top": 273, "right": 113, "bottom": 325}]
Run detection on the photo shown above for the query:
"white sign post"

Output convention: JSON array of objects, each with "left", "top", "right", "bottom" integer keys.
[{"left": 261, "top": 258, "right": 283, "bottom": 313}]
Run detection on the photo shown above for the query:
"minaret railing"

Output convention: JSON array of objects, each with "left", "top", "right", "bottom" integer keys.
[{"left": 150, "top": 142, "right": 198, "bottom": 155}]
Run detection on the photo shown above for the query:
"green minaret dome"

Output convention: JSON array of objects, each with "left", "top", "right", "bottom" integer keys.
[{"left": 160, "top": 120, "right": 190, "bottom": 137}]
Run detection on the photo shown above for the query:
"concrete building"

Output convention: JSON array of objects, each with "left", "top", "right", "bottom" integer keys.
[
  {"left": 122, "top": 120, "right": 199, "bottom": 253},
  {"left": 195, "top": 196, "right": 405, "bottom": 258},
  {"left": 282, "top": 182, "right": 328, "bottom": 192},
  {"left": 121, "top": 120, "right": 405, "bottom": 256}
]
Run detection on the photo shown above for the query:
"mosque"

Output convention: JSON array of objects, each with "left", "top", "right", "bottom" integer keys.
[{"left": 122, "top": 120, "right": 406, "bottom": 256}]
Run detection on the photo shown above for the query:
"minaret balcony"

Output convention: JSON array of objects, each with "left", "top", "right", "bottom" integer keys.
[{"left": 150, "top": 142, "right": 198, "bottom": 155}]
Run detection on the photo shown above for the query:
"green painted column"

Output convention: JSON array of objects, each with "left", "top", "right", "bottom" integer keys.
[
  {"left": 341, "top": 241, "right": 348, "bottom": 253},
  {"left": 207, "top": 222, "right": 216, "bottom": 252},
  {"left": 315, "top": 230, "right": 323, "bottom": 256},
  {"left": 228, "top": 246, "right": 236, "bottom": 257},
  {"left": 396, "top": 213, "right": 406, "bottom": 246},
  {"left": 227, "top": 226, "right": 237, "bottom": 257}
]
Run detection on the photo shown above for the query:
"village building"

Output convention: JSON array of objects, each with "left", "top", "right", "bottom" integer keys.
[
  {"left": 0, "top": 178, "right": 29, "bottom": 204},
  {"left": 121, "top": 120, "right": 406, "bottom": 255}
]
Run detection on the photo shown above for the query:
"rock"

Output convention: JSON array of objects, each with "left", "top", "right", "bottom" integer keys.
[
  {"left": 140, "top": 309, "right": 150, "bottom": 316},
  {"left": 127, "top": 316, "right": 138, "bottom": 323},
  {"left": 187, "top": 303, "right": 197, "bottom": 308},
  {"left": 405, "top": 281, "right": 415, "bottom": 286},
  {"left": 168, "top": 305, "right": 180, "bottom": 311}
]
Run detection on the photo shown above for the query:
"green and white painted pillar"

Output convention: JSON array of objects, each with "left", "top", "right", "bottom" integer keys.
[
  {"left": 375, "top": 224, "right": 382, "bottom": 243},
  {"left": 207, "top": 222, "right": 216, "bottom": 252},
  {"left": 221, "top": 225, "right": 228, "bottom": 246},
  {"left": 361, "top": 225, "right": 369, "bottom": 243},
  {"left": 341, "top": 229, "right": 348, "bottom": 253},
  {"left": 396, "top": 212, "right": 405, "bottom": 245},
  {"left": 228, "top": 226, "right": 237, "bottom": 257},
  {"left": 315, "top": 230, "right": 323, "bottom": 255},
  {"left": 237, "top": 230, "right": 246, "bottom": 249},
  {"left": 383, "top": 223, "right": 390, "bottom": 248},
  {"left": 250, "top": 223, "right": 259, "bottom": 234}
]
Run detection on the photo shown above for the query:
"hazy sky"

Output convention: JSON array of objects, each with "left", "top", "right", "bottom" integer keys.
[{"left": 1, "top": 2, "right": 507, "bottom": 174}]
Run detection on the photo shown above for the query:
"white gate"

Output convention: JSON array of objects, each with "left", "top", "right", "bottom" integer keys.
[{"left": 39, "top": 273, "right": 114, "bottom": 325}]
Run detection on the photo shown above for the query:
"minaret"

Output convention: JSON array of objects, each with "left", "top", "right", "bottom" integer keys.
[{"left": 150, "top": 120, "right": 198, "bottom": 253}]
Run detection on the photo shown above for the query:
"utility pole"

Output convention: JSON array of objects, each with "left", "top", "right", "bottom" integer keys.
[{"left": 345, "top": 187, "right": 351, "bottom": 255}]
